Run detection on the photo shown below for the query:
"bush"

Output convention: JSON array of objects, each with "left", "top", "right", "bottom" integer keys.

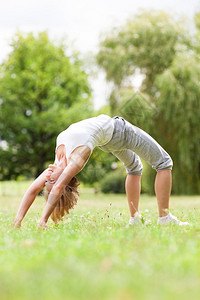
[{"left": 100, "top": 170, "right": 126, "bottom": 194}]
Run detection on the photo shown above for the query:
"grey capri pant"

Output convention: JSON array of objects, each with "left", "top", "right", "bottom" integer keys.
[{"left": 98, "top": 116, "right": 173, "bottom": 175}]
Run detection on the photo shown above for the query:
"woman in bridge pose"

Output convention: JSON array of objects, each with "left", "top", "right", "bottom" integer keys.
[{"left": 14, "top": 114, "right": 189, "bottom": 229}]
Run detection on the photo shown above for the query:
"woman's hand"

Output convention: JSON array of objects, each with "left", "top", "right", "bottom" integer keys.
[
  {"left": 37, "top": 219, "right": 48, "bottom": 230},
  {"left": 13, "top": 217, "right": 22, "bottom": 228}
]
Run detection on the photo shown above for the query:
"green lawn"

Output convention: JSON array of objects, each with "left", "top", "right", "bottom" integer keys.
[{"left": 0, "top": 181, "right": 200, "bottom": 300}]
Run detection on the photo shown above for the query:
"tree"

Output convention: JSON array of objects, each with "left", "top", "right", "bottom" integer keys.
[
  {"left": 0, "top": 32, "right": 92, "bottom": 180},
  {"left": 155, "top": 52, "right": 200, "bottom": 194},
  {"left": 96, "top": 10, "right": 200, "bottom": 194},
  {"left": 97, "top": 10, "right": 188, "bottom": 99},
  {"left": 195, "top": 10, "right": 200, "bottom": 30}
]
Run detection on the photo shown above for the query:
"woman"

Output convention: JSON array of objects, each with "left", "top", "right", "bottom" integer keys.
[{"left": 14, "top": 114, "right": 189, "bottom": 229}]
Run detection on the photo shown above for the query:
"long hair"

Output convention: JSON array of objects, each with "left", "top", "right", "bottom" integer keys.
[{"left": 45, "top": 177, "right": 80, "bottom": 223}]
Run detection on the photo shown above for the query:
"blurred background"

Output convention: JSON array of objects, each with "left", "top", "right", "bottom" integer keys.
[{"left": 0, "top": 0, "right": 200, "bottom": 195}]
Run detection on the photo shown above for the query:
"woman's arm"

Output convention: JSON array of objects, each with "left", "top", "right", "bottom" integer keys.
[
  {"left": 38, "top": 146, "right": 91, "bottom": 229},
  {"left": 14, "top": 169, "right": 49, "bottom": 228}
]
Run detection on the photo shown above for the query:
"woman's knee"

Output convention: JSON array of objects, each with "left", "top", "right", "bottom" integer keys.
[
  {"left": 155, "top": 155, "right": 173, "bottom": 172},
  {"left": 126, "top": 160, "right": 143, "bottom": 175}
]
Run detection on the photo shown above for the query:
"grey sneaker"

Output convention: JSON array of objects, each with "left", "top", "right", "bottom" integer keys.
[{"left": 157, "top": 212, "right": 190, "bottom": 226}]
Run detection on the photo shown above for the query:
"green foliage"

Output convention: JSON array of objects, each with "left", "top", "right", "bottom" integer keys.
[
  {"left": 0, "top": 32, "right": 92, "bottom": 179},
  {"left": 154, "top": 52, "right": 200, "bottom": 194},
  {"left": 78, "top": 148, "right": 117, "bottom": 185},
  {"left": 195, "top": 11, "right": 200, "bottom": 30},
  {"left": 97, "top": 10, "right": 186, "bottom": 93},
  {"left": 100, "top": 169, "right": 126, "bottom": 194},
  {"left": 96, "top": 10, "right": 200, "bottom": 194},
  {"left": 119, "top": 89, "right": 155, "bottom": 131}
]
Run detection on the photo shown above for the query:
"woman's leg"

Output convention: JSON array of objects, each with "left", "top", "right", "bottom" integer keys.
[
  {"left": 155, "top": 169, "right": 172, "bottom": 217},
  {"left": 125, "top": 174, "right": 141, "bottom": 217},
  {"left": 122, "top": 121, "right": 174, "bottom": 218},
  {"left": 111, "top": 149, "right": 143, "bottom": 217},
  {"left": 155, "top": 169, "right": 189, "bottom": 225},
  {"left": 125, "top": 170, "right": 172, "bottom": 218}
]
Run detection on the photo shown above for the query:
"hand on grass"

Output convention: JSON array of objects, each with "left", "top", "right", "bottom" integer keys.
[
  {"left": 13, "top": 217, "right": 22, "bottom": 229},
  {"left": 37, "top": 219, "right": 48, "bottom": 230}
]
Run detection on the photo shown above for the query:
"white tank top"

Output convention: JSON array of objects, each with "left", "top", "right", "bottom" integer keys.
[{"left": 55, "top": 114, "right": 114, "bottom": 163}]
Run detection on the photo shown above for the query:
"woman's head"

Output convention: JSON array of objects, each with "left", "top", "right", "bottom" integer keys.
[
  {"left": 45, "top": 176, "right": 80, "bottom": 223},
  {"left": 45, "top": 156, "right": 79, "bottom": 223},
  {"left": 45, "top": 164, "right": 64, "bottom": 192}
]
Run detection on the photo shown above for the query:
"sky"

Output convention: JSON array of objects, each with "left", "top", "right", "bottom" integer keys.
[{"left": 0, "top": 0, "right": 200, "bottom": 109}]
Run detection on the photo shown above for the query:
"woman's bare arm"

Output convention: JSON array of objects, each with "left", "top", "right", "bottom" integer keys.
[
  {"left": 38, "top": 146, "right": 91, "bottom": 229},
  {"left": 14, "top": 169, "right": 49, "bottom": 228}
]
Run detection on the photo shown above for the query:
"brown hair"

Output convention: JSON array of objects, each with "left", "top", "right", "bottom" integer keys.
[{"left": 45, "top": 177, "right": 80, "bottom": 223}]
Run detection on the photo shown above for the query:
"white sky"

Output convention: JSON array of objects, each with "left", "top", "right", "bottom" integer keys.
[{"left": 0, "top": 0, "right": 199, "bottom": 109}]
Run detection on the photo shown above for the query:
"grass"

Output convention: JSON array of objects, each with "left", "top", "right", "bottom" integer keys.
[{"left": 0, "top": 181, "right": 200, "bottom": 300}]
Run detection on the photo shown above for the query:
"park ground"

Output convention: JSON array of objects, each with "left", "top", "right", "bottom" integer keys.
[{"left": 0, "top": 181, "right": 200, "bottom": 300}]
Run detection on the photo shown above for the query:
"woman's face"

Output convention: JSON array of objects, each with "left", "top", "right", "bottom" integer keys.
[{"left": 45, "top": 164, "right": 63, "bottom": 193}]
